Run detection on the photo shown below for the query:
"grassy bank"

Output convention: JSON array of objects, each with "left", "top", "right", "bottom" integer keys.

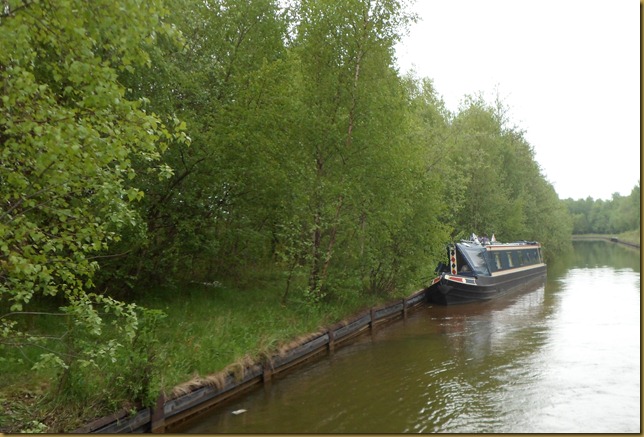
[
  {"left": 617, "top": 230, "right": 640, "bottom": 247},
  {"left": 572, "top": 230, "right": 640, "bottom": 247},
  {"left": 0, "top": 270, "right": 401, "bottom": 433},
  {"left": 139, "top": 278, "right": 392, "bottom": 391}
]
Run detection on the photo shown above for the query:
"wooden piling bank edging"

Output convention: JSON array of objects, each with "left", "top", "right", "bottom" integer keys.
[
  {"left": 74, "top": 288, "right": 428, "bottom": 433},
  {"left": 609, "top": 237, "right": 640, "bottom": 249},
  {"left": 572, "top": 235, "right": 640, "bottom": 249}
]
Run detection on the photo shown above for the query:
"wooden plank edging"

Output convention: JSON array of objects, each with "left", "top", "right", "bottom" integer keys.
[{"left": 82, "top": 287, "right": 430, "bottom": 433}]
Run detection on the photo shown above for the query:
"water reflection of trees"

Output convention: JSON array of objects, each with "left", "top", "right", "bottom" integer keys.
[
  {"left": 544, "top": 240, "right": 638, "bottom": 308},
  {"left": 554, "top": 240, "right": 640, "bottom": 272}
]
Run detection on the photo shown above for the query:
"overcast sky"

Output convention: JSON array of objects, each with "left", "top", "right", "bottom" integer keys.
[{"left": 395, "top": 0, "right": 640, "bottom": 200}]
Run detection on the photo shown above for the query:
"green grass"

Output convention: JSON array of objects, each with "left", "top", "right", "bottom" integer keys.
[
  {"left": 1, "top": 269, "right": 396, "bottom": 432},
  {"left": 617, "top": 229, "right": 640, "bottom": 246},
  {"left": 141, "top": 275, "right": 390, "bottom": 391},
  {"left": 139, "top": 282, "right": 316, "bottom": 389},
  {"left": 572, "top": 230, "right": 640, "bottom": 247}
]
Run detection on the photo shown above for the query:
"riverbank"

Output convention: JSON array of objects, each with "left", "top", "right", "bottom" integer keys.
[
  {"left": 0, "top": 271, "right": 405, "bottom": 433},
  {"left": 4, "top": 232, "right": 639, "bottom": 432},
  {"left": 572, "top": 231, "right": 640, "bottom": 248}
]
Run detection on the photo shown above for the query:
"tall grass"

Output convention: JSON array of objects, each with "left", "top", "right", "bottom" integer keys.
[
  {"left": 140, "top": 275, "right": 385, "bottom": 391},
  {"left": 1, "top": 268, "right": 395, "bottom": 432}
]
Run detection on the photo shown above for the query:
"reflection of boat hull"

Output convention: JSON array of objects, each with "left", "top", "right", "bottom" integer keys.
[{"left": 427, "top": 265, "right": 547, "bottom": 305}]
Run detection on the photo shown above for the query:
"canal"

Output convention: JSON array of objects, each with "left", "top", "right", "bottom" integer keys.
[{"left": 177, "top": 240, "right": 640, "bottom": 433}]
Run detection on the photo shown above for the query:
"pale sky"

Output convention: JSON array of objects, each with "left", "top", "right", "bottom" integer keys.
[{"left": 395, "top": 0, "right": 640, "bottom": 200}]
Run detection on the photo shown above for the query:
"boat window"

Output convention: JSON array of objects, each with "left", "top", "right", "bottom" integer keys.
[
  {"left": 494, "top": 250, "right": 512, "bottom": 270},
  {"left": 457, "top": 244, "right": 490, "bottom": 276},
  {"left": 502, "top": 253, "right": 511, "bottom": 269},
  {"left": 481, "top": 247, "right": 542, "bottom": 273},
  {"left": 456, "top": 252, "right": 468, "bottom": 274},
  {"left": 482, "top": 251, "right": 498, "bottom": 273},
  {"left": 513, "top": 251, "right": 521, "bottom": 267},
  {"left": 523, "top": 249, "right": 539, "bottom": 265}
]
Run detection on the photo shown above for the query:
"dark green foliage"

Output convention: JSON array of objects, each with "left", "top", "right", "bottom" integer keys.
[
  {"left": 564, "top": 182, "right": 640, "bottom": 235},
  {"left": 443, "top": 95, "right": 573, "bottom": 258}
]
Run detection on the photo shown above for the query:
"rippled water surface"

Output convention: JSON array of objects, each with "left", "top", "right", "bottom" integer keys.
[{"left": 179, "top": 240, "right": 640, "bottom": 433}]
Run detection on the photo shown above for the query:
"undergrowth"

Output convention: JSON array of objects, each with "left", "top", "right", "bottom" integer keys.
[{"left": 0, "top": 268, "right": 397, "bottom": 432}]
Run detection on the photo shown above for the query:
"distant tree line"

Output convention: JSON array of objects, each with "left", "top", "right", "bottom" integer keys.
[
  {"left": 1, "top": 0, "right": 572, "bottom": 410},
  {"left": 563, "top": 183, "right": 640, "bottom": 235}
]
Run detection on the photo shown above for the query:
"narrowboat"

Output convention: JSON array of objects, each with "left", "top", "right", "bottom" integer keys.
[{"left": 426, "top": 234, "right": 547, "bottom": 305}]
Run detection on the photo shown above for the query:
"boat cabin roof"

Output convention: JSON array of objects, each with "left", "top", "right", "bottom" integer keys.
[{"left": 454, "top": 240, "right": 543, "bottom": 277}]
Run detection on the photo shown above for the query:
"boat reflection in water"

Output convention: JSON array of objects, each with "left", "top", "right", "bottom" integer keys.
[
  {"left": 427, "top": 234, "right": 547, "bottom": 305},
  {"left": 411, "top": 278, "right": 551, "bottom": 433},
  {"left": 427, "top": 276, "right": 547, "bottom": 360}
]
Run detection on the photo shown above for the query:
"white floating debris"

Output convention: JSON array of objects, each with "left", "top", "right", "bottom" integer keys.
[{"left": 232, "top": 409, "right": 247, "bottom": 415}]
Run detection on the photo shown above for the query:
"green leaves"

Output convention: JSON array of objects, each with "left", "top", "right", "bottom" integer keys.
[
  {"left": 1, "top": 0, "right": 179, "bottom": 300},
  {"left": 564, "top": 183, "right": 641, "bottom": 235},
  {"left": 1, "top": 0, "right": 183, "bottom": 408},
  {"left": 444, "top": 95, "right": 572, "bottom": 252}
]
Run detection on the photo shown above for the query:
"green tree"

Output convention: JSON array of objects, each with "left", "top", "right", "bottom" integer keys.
[
  {"left": 447, "top": 96, "right": 514, "bottom": 236},
  {"left": 363, "top": 75, "right": 451, "bottom": 292},
  {"left": 608, "top": 186, "right": 641, "bottom": 234},
  {"left": 444, "top": 95, "right": 572, "bottom": 254},
  {"left": 0, "top": 0, "right": 183, "bottom": 404},
  {"left": 564, "top": 196, "right": 594, "bottom": 234},
  {"left": 565, "top": 182, "right": 640, "bottom": 235},
  {"left": 97, "top": 0, "right": 297, "bottom": 288},
  {"left": 287, "top": 0, "right": 429, "bottom": 300}
]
